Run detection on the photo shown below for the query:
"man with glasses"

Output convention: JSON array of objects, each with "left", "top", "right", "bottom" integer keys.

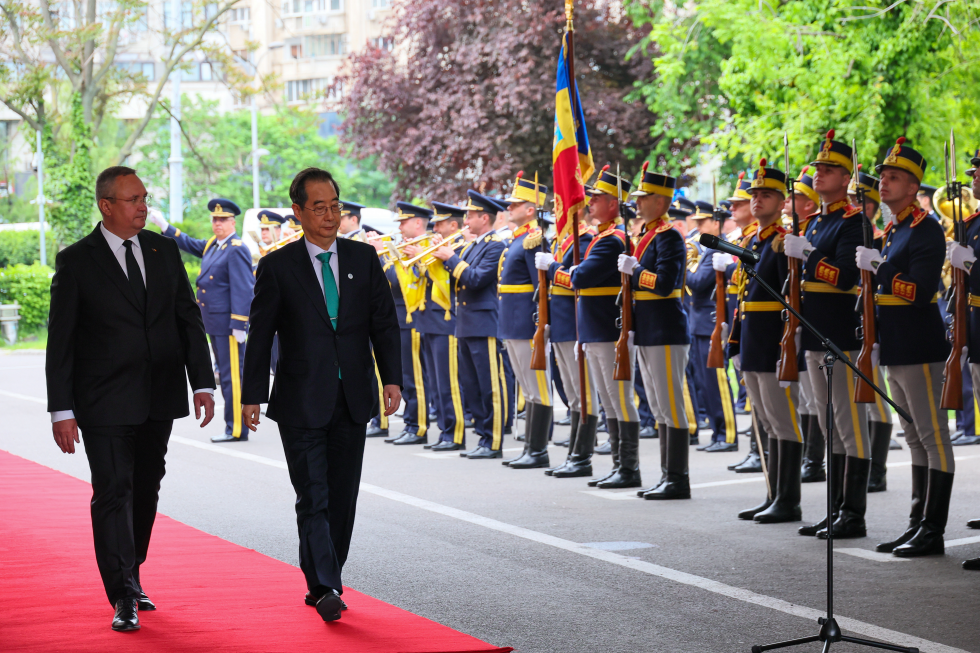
[{"left": 151, "top": 198, "right": 255, "bottom": 443}]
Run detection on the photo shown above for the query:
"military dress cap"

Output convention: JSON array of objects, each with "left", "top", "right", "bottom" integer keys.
[
  {"left": 586, "top": 165, "right": 632, "bottom": 201},
  {"left": 631, "top": 161, "right": 676, "bottom": 198},
  {"left": 727, "top": 172, "right": 752, "bottom": 202},
  {"left": 966, "top": 149, "right": 980, "bottom": 178},
  {"left": 793, "top": 165, "right": 819, "bottom": 205},
  {"left": 668, "top": 196, "right": 695, "bottom": 220},
  {"left": 719, "top": 200, "right": 733, "bottom": 211},
  {"left": 464, "top": 190, "right": 505, "bottom": 215},
  {"left": 257, "top": 209, "right": 285, "bottom": 227},
  {"left": 394, "top": 201, "right": 433, "bottom": 221},
  {"left": 208, "top": 198, "right": 241, "bottom": 218},
  {"left": 690, "top": 200, "right": 715, "bottom": 220},
  {"left": 286, "top": 215, "right": 302, "bottom": 231},
  {"left": 431, "top": 201, "right": 467, "bottom": 222},
  {"left": 875, "top": 136, "right": 926, "bottom": 182},
  {"left": 811, "top": 129, "right": 854, "bottom": 173},
  {"left": 748, "top": 158, "right": 787, "bottom": 196},
  {"left": 849, "top": 164, "right": 881, "bottom": 203},
  {"left": 505, "top": 171, "right": 549, "bottom": 206},
  {"left": 341, "top": 201, "right": 365, "bottom": 218},
  {"left": 917, "top": 183, "right": 938, "bottom": 197}
]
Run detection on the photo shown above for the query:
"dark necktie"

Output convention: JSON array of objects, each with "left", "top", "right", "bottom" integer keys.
[{"left": 123, "top": 240, "right": 146, "bottom": 310}]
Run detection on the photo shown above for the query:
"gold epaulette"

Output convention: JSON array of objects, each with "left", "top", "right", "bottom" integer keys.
[
  {"left": 486, "top": 232, "right": 501, "bottom": 242},
  {"left": 231, "top": 239, "right": 242, "bottom": 246},
  {"left": 523, "top": 229, "right": 543, "bottom": 250}
]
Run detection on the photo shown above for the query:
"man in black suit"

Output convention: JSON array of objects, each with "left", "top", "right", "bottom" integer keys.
[
  {"left": 242, "top": 167, "right": 401, "bottom": 623},
  {"left": 46, "top": 166, "right": 216, "bottom": 632}
]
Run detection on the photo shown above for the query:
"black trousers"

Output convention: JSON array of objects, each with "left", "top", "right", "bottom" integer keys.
[
  {"left": 279, "top": 385, "right": 366, "bottom": 595},
  {"left": 81, "top": 419, "right": 173, "bottom": 606}
]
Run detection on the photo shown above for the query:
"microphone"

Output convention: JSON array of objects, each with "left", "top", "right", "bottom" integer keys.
[{"left": 699, "top": 233, "right": 760, "bottom": 265}]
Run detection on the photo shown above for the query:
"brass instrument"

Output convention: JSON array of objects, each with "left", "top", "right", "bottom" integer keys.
[
  {"left": 685, "top": 239, "right": 701, "bottom": 273},
  {"left": 401, "top": 227, "right": 469, "bottom": 267},
  {"left": 935, "top": 183, "right": 978, "bottom": 239},
  {"left": 258, "top": 228, "right": 304, "bottom": 255}
]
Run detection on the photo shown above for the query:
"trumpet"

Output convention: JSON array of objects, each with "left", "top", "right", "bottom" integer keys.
[
  {"left": 366, "top": 231, "right": 395, "bottom": 243},
  {"left": 258, "top": 228, "right": 304, "bottom": 255},
  {"left": 401, "top": 227, "right": 469, "bottom": 267}
]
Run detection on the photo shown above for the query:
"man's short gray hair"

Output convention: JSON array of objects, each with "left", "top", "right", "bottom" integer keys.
[{"left": 95, "top": 166, "right": 138, "bottom": 202}]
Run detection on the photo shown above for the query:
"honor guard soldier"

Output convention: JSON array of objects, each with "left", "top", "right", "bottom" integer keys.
[
  {"left": 537, "top": 210, "right": 601, "bottom": 478},
  {"left": 498, "top": 172, "right": 555, "bottom": 470},
  {"left": 412, "top": 201, "right": 468, "bottom": 451},
  {"left": 338, "top": 201, "right": 367, "bottom": 241},
  {"left": 686, "top": 200, "right": 738, "bottom": 452},
  {"left": 785, "top": 131, "right": 871, "bottom": 539},
  {"left": 152, "top": 198, "right": 255, "bottom": 442},
  {"left": 384, "top": 202, "right": 431, "bottom": 445},
  {"left": 859, "top": 138, "right": 954, "bottom": 557},
  {"left": 730, "top": 159, "right": 804, "bottom": 523},
  {"left": 849, "top": 167, "right": 897, "bottom": 493},
  {"left": 618, "top": 167, "right": 691, "bottom": 499},
  {"left": 431, "top": 191, "right": 507, "bottom": 459}
]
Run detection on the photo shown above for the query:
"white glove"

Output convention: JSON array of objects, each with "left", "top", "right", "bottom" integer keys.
[
  {"left": 568, "top": 265, "right": 579, "bottom": 277},
  {"left": 855, "top": 246, "right": 883, "bottom": 272},
  {"left": 949, "top": 243, "right": 976, "bottom": 272},
  {"left": 784, "top": 234, "right": 814, "bottom": 260},
  {"left": 233, "top": 329, "right": 246, "bottom": 344},
  {"left": 617, "top": 254, "right": 639, "bottom": 275},
  {"left": 961, "top": 345, "right": 969, "bottom": 371},
  {"left": 148, "top": 207, "right": 169, "bottom": 230},
  {"left": 732, "top": 353, "right": 741, "bottom": 372},
  {"left": 535, "top": 251, "right": 555, "bottom": 271},
  {"left": 871, "top": 342, "right": 880, "bottom": 369},
  {"left": 712, "top": 252, "right": 734, "bottom": 272},
  {"left": 721, "top": 322, "right": 730, "bottom": 346},
  {"left": 795, "top": 325, "right": 802, "bottom": 354}
]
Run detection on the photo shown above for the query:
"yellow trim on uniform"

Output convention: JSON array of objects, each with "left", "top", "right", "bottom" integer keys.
[
  {"left": 969, "top": 294, "right": 980, "bottom": 308},
  {"left": 230, "top": 313, "right": 249, "bottom": 322},
  {"left": 740, "top": 301, "right": 784, "bottom": 312},
  {"left": 499, "top": 352, "right": 510, "bottom": 428},
  {"left": 802, "top": 281, "right": 859, "bottom": 295},
  {"left": 922, "top": 363, "right": 948, "bottom": 472},
  {"left": 681, "top": 365, "right": 696, "bottom": 433},
  {"left": 578, "top": 287, "right": 620, "bottom": 296},
  {"left": 203, "top": 235, "right": 218, "bottom": 256},
  {"left": 842, "top": 357, "right": 865, "bottom": 459},
  {"left": 874, "top": 293, "right": 939, "bottom": 306},
  {"left": 583, "top": 357, "right": 594, "bottom": 416},
  {"left": 499, "top": 284, "right": 534, "bottom": 293},
  {"left": 634, "top": 289, "right": 683, "bottom": 300},
  {"left": 489, "top": 337, "right": 503, "bottom": 449},
  {"left": 452, "top": 261, "right": 469, "bottom": 278},
  {"left": 448, "top": 335, "right": 465, "bottom": 444},
  {"left": 716, "top": 368, "right": 737, "bottom": 443},
  {"left": 373, "top": 353, "right": 388, "bottom": 430},
  {"left": 551, "top": 287, "right": 575, "bottom": 296},
  {"left": 872, "top": 366, "right": 887, "bottom": 423},
  {"left": 517, "top": 386, "right": 525, "bottom": 413},
  {"left": 531, "top": 340, "right": 551, "bottom": 407},
  {"left": 664, "top": 345, "right": 680, "bottom": 429},
  {"left": 411, "top": 329, "right": 427, "bottom": 437},
  {"left": 229, "top": 336, "right": 242, "bottom": 439},
  {"left": 784, "top": 386, "right": 802, "bottom": 443}
]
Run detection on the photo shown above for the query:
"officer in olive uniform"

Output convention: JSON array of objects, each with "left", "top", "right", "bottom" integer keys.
[
  {"left": 433, "top": 191, "right": 508, "bottom": 459},
  {"left": 157, "top": 199, "right": 255, "bottom": 442},
  {"left": 859, "top": 138, "right": 954, "bottom": 557},
  {"left": 785, "top": 130, "right": 871, "bottom": 539}
]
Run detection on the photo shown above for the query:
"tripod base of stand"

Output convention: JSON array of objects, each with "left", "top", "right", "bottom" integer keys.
[{"left": 752, "top": 617, "right": 918, "bottom": 653}]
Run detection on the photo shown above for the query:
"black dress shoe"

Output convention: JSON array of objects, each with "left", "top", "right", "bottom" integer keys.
[
  {"left": 306, "top": 590, "right": 347, "bottom": 610},
  {"left": 639, "top": 425, "right": 656, "bottom": 439},
  {"left": 429, "top": 411, "right": 438, "bottom": 422},
  {"left": 594, "top": 440, "right": 612, "bottom": 455},
  {"left": 963, "top": 557, "right": 980, "bottom": 570},
  {"left": 460, "top": 446, "right": 482, "bottom": 457},
  {"left": 316, "top": 591, "right": 343, "bottom": 621},
  {"left": 968, "top": 518, "right": 980, "bottom": 529},
  {"left": 728, "top": 454, "right": 752, "bottom": 471},
  {"left": 953, "top": 434, "right": 980, "bottom": 446},
  {"left": 704, "top": 441, "right": 738, "bottom": 453},
  {"left": 430, "top": 441, "right": 463, "bottom": 452},
  {"left": 385, "top": 430, "right": 406, "bottom": 443},
  {"left": 366, "top": 424, "right": 388, "bottom": 438},
  {"left": 393, "top": 433, "right": 427, "bottom": 445},
  {"left": 734, "top": 451, "right": 764, "bottom": 473},
  {"left": 556, "top": 414, "right": 572, "bottom": 426},
  {"left": 111, "top": 598, "right": 140, "bottom": 631},
  {"left": 698, "top": 417, "right": 711, "bottom": 430},
  {"left": 211, "top": 433, "right": 247, "bottom": 443},
  {"left": 137, "top": 590, "right": 155, "bottom": 611},
  {"left": 467, "top": 446, "right": 502, "bottom": 459},
  {"left": 695, "top": 440, "right": 713, "bottom": 451}
]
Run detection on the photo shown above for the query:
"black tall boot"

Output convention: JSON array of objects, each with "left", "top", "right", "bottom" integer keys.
[
  {"left": 801, "top": 415, "right": 826, "bottom": 483},
  {"left": 554, "top": 413, "right": 597, "bottom": 478},
  {"left": 894, "top": 469, "right": 954, "bottom": 557},
  {"left": 755, "top": 439, "right": 803, "bottom": 523},
  {"left": 739, "top": 438, "right": 778, "bottom": 520},
  {"left": 734, "top": 420, "right": 768, "bottom": 473},
  {"left": 502, "top": 402, "right": 533, "bottom": 465},
  {"left": 875, "top": 464, "right": 927, "bottom": 553},
  {"left": 510, "top": 404, "right": 552, "bottom": 469},
  {"left": 800, "top": 452, "right": 845, "bottom": 536},
  {"left": 588, "top": 419, "right": 619, "bottom": 486},
  {"left": 867, "top": 421, "right": 893, "bottom": 492},
  {"left": 817, "top": 456, "right": 870, "bottom": 539},
  {"left": 598, "top": 421, "right": 642, "bottom": 488},
  {"left": 644, "top": 427, "right": 691, "bottom": 500},
  {"left": 546, "top": 410, "right": 579, "bottom": 476},
  {"left": 637, "top": 423, "right": 668, "bottom": 496}
]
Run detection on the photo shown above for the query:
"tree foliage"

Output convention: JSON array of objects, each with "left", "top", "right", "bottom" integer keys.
[{"left": 338, "top": 0, "right": 663, "bottom": 202}]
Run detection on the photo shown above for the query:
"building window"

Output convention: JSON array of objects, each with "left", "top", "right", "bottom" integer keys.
[
  {"left": 229, "top": 7, "right": 249, "bottom": 22},
  {"left": 132, "top": 6, "right": 148, "bottom": 31},
  {"left": 372, "top": 0, "right": 389, "bottom": 7},
  {"left": 303, "top": 34, "right": 346, "bottom": 58},
  {"left": 290, "top": 43, "right": 302, "bottom": 59},
  {"left": 163, "top": 1, "right": 192, "bottom": 29},
  {"left": 330, "top": 0, "right": 341, "bottom": 10},
  {"left": 369, "top": 36, "right": 394, "bottom": 51},
  {"left": 200, "top": 62, "right": 213, "bottom": 81},
  {"left": 116, "top": 61, "right": 156, "bottom": 80},
  {"left": 286, "top": 78, "right": 329, "bottom": 103},
  {"left": 181, "top": 64, "right": 200, "bottom": 82}
]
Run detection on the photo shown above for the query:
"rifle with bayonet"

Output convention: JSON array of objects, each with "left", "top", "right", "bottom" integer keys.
[
  {"left": 530, "top": 170, "right": 549, "bottom": 371},
  {"left": 613, "top": 162, "right": 633, "bottom": 381},
  {"left": 941, "top": 131, "right": 967, "bottom": 410},
  {"left": 777, "top": 133, "right": 801, "bottom": 382},
  {"left": 852, "top": 139, "right": 876, "bottom": 403},
  {"left": 707, "top": 175, "right": 727, "bottom": 369}
]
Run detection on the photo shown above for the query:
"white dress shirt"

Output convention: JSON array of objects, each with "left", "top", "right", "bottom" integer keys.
[
  {"left": 305, "top": 237, "right": 340, "bottom": 300},
  {"left": 50, "top": 224, "right": 213, "bottom": 424}
]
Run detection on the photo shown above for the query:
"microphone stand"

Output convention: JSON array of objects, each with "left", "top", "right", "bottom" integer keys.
[{"left": 727, "top": 261, "right": 916, "bottom": 653}]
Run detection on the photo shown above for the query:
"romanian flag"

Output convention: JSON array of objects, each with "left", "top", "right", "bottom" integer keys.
[{"left": 552, "top": 32, "right": 594, "bottom": 242}]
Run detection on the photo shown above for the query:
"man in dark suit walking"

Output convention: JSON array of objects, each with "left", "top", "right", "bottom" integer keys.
[
  {"left": 46, "top": 166, "right": 216, "bottom": 632},
  {"left": 241, "top": 167, "right": 401, "bottom": 623}
]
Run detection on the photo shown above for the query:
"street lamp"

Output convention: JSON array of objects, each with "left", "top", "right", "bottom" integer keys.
[{"left": 251, "top": 41, "right": 284, "bottom": 210}]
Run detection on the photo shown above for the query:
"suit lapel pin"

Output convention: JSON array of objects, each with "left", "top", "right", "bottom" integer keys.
[{"left": 348, "top": 273, "right": 353, "bottom": 279}]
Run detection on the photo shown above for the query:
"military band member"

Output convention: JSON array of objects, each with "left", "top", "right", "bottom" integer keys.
[
  {"left": 338, "top": 201, "right": 368, "bottom": 241},
  {"left": 687, "top": 200, "right": 738, "bottom": 452},
  {"left": 431, "top": 191, "right": 507, "bottom": 459},
  {"left": 536, "top": 210, "right": 601, "bottom": 478},
  {"left": 785, "top": 131, "right": 871, "bottom": 539},
  {"left": 498, "top": 173, "right": 555, "bottom": 470},
  {"left": 617, "top": 167, "right": 691, "bottom": 499},
  {"left": 258, "top": 209, "right": 286, "bottom": 249},
  {"left": 858, "top": 138, "right": 954, "bottom": 557},
  {"left": 729, "top": 160, "right": 803, "bottom": 523},
  {"left": 151, "top": 198, "right": 255, "bottom": 443}
]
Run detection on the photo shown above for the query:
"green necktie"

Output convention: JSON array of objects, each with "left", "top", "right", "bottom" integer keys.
[{"left": 316, "top": 251, "right": 339, "bottom": 327}]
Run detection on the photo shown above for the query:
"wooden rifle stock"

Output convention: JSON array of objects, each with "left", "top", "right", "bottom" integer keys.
[
  {"left": 852, "top": 266, "right": 877, "bottom": 403},
  {"left": 777, "top": 259, "right": 801, "bottom": 382},
  {"left": 613, "top": 269, "right": 633, "bottom": 380},
  {"left": 530, "top": 267, "right": 549, "bottom": 371},
  {"left": 941, "top": 266, "right": 966, "bottom": 409},
  {"left": 706, "top": 270, "right": 727, "bottom": 368}
]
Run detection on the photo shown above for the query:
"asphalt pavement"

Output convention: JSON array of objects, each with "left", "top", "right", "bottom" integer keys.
[{"left": 2, "top": 351, "right": 978, "bottom": 652}]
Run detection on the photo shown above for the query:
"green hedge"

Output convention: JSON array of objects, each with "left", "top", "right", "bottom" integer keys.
[
  {"left": 0, "top": 263, "right": 54, "bottom": 331},
  {"left": 0, "top": 230, "right": 58, "bottom": 268}
]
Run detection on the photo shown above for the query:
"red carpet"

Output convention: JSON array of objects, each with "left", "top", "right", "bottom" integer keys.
[{"left": 0, "top": 449, "right": 512, "bottom": 653}]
